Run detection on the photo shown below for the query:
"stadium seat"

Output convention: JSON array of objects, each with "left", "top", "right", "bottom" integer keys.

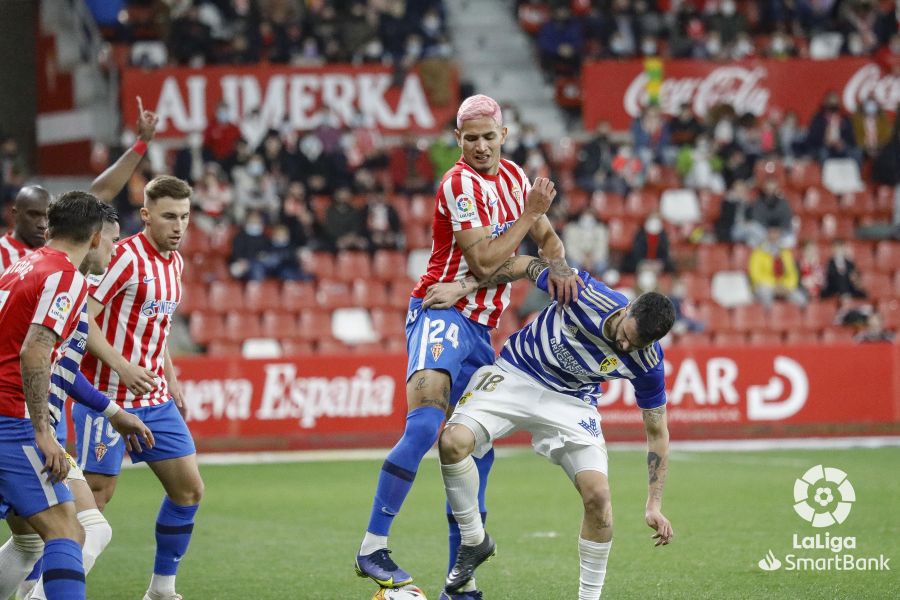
[
  {"left": 208, "top": 280, "right": 245, "bottom": 313},
  {"left": 730, "top": 244, "right": 750, "bottom": 271},
  {"left": 279, "top": 340, "right": 315, "bottom": 356},
  {"left": 370, "top": 308, "right": 407, "bottom": 339},
  {"left": 189, "top": 312, "right": 226, "bottom": 346},
  {"left": 711, "top": 271, "right": 754, "bottom": 307},
  {"left": 822, "top": 158, "right": 864, "bottom": 194},
  {"left": 712, "top": 332, "right": 747, "bottom": 346},
  {"left": 698, "top": 190, "right": 722, "bottom": 222},
  {"left": 839, "top": 190, "right": 875, "bottom": 217},
  {"left": 223, "top": 311, "right": 262, "bottom": 342},
  {"left": 349, "top": 341, "right": 387, "bottom": 355},
  {"left": 786, "top": 159, "right": 821, "bottom": 191},
  {"left": 179, "top": 228, "right": 210, "bottom": 256},
  {"left": 796, "top": 218, "right": 821, "bottom": 242},
  {"left": 821, "top": 327, "right": 856, "bottom": 344},
  {"left": 625, "top": 189, "right": 659, "bottom": 217},
  {"left": 768, "top": 303, "right": 803, "bottom": 333},
  {"left": 849, "top": 242, "right": 875, "bottom": 273},
  {"left": 591, "top": 191, "right": 626, "bottom": 219},
  {"left": 879, "top": 300, "right": 900, "bottom": 330},
  {"left": 732, "top": 304, "right": 766, "bottom": 333},
  {"left": 875, "top": 241, "right": 900, "bottom": 273},
  {"left": 755, "top": 160, "right": 787, "bottom": 187},
  {"left": 383, "top": 336, "right": 407, "bottom": 354},
  {"left": 298, "top": 310, "right": 335, "bottom": 343},
  {"left": 316, "top": 279, "right": 354, "bottom": 308},
  {"left": 244, "top": 280, "right": 282, "bottom": 313},
  {"left": 241, "top": 338, "right": 282, "bottom": 359},
  {"left": 334, "top": 251, "right": 372, "bottom": 283},
  {"left": 803, "top": 301, "right": 837, "bottom": 330},
  {"left": 696, "top": 301, "right": 730, "bottom": 332},
  {"left": 332, "top": 308, "right": 378, "bottom": 344},
  {"left": 894, "top": 271, "right": 900, "bottom": 296},
  {"left": 748, "top": 331, "right": 783, "bottom": 346},
  {"left": 372, "top": 250, "right": 407, "bottom": 282},
  {"left": 660, "top": 189, "right": 701, "bottom": 225},
  {"left": 261, "top": 311, "right": 300, "bottom": 340},
  {"left": 802, "top": 186, "right": 839, "bottom": 217},
  {"left": 861, "top": 273, "right": 893, "bottom": 301},
  {"left": 607, "top": 217, "right": 640, "bottom": 251},
  {"left": 408, "top": 194, "right": 432, "bottom": 225},
  {"left": 695, "top": 244, "right": 732, "bottom": 276},
  {"left": 208, "top": 226, "right": 237, "bottom": 258},
  {"left": 388, "top": 279, "right": 416, "bottom": 309},
  {"left": 179, "top": 281, "right": 208, "bottom": 316},
  {"left": 784, "top": 330, "right": 820, "bottom": 345},
  {"left": 206, "top": 340, "right": 242, "bottom": 356},
  {"left": 186, "top": 253, "right": 229, "bottom": 283},
  {"left": 351, "top": 280, "right": 389, "bottom": 309},
  {"left": 405, "top": 224, "right": 432, "bottom": 250},
  {"left": 678, "top": 332, "right": 713, "bottom": 346},
  {"left": 682, "top": 274, "right": 712, "bottom": 302},
  {"left": 821, "top": 214, "right": 855, "bottom": 240},
  {"left": 301, "top": 251, "right": 336, "bottom": 280},
  {"left": 317, "top": 338, "right": 351, "bottom": 355},
  {"left": 281, "top": 281, "right": 317, "bottom": 311}
]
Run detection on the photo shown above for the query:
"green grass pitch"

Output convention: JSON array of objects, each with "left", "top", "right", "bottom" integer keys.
[{"left": 20, "top": 446, "right": 900, "bottom": 599}]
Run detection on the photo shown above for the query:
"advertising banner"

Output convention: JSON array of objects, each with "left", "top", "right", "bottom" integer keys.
[
  {"left": 175, "top": 343, "right": 900, "bottom": 451},
  {"left": 120, "top": 63, "right": 458, "bottom": 137},
  {"left": 581, "top": 57, "right": 900, "bottom": 130}
]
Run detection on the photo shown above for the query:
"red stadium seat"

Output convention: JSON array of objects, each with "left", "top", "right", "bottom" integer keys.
[
  {"left": 280, "top": 340, "right": 315, "bottom": 356},
  {"left": 388, "top": 279, "right": 416, "bottom": 309},
  {"left": 185, "top": 253, "right": 229, "bottom": 283},
  {"left": 179, "top": 228, "right": 210, "bottom": 256},
  {"left": 281, "top": 281, "right": 317, "bottom": 311},
  {"left": 849, "top": 241, "right": 875, "bottom": 273},
  {"left": 207, "top": 226, "right": 236, "bottom": 258},
  {"left": 755, "top": 159, "right": 787, "bottom": 188},
  {"left": 383, "top": 336, "right": 407, "bottom": 354},
  {"left": 301, "top": 251, "right": 336, "bottom": 280},
  {"left": 696, "top": 301, "right": 730, "bottom": 333},
  {"left": 372, "top": 250, "right": 407, "bottom": 283},
  {"left": 748, "top": 331, "right": 783, "bottom": 346},
  {"left": 179, "top": 281, "right": 208, "bottom": 316},
  {"left": 730, "top": 245, "right": 750, "bottom": 271},
  {"left": 298, "top": 310, "right": 335, "bottom": 343},
  {"left": 591, "top": 192, "right": 626, "bottom": 219},
  {"left": 875, "top": 241, "right": 900, "bottom": 273},
  {"left": 261, "top": 311, "right": 300, "bottom": 341},
  {"left": 316, "top": 279, "right": 354, "bottom": 308},
  {"left": 695, "top": 244, "right": 732, "bottom": 276},
  {"left": 206, "top": 340, "right": 242, "bottom": 356},
  {"left": 839, "top": 190, "right": 875, "bottom": 218},
  {"left": 334, "top": 251, "right": 372, "bottom": 283},
  {"left": 188, "top": 312, "right": 225, "bottom": 346},
  {"left": 223, "top": 311, "right": 262, "bottom": 342},
  {"left": 681, "top": 274, "right": 712, "bottom": 303},
  {"left": 768, "top": 303, "right": 803, "bottom": 333},
  {"left": 405, "top": 224, "right": 432, "bottom": 250},
  {"left": 713, "top": 332, "right": 747, "bottom": 346},
  {"left": 802, "top": 186, "right": 839, "bottom": 217},
  {"left": 624, "top": 189, "right": 659, "bottom": 217},
  {"left": 879, "top": 300, "right": 900, "bottom": 330},
  {"left": 894, "top": 271, "right": 900, "bottom": 296},
  {"left": 350, "top": 342, "right": 386, "bottom": 355},
  {"left": 678, "top": 332, "right": 713, "bottom": 346},
  {"left": 607, "top": 218, "right": 640, "bottom": 251},
  {"left": 351, "top": 280, "right": 389, "bottom": 309},
  {"left": 370, "top": 308, "right": 407, "bottom": 339},
  {"left": 786, "top": 160, "right": 821, "bottom": 191},
  {"left": 861, "top": 273, "right": 893, "bottom": 301},
  {"left": 784, "top": 330, "right": 820, "bottom": 345},
  {"left": 208, "top": 280, "right": 244, "bottom": 313},
  {"left": 244, "top": 280, "right": 282, "bottom": 313},
  {"left": 803, "top": 301, "right": 837, "bottom": 330},
  {"left": 317, "top": 338, "right": 351, "bottom": 355},
  {"left": 821, "top": 327, "right": 856, "bottom": 344},
  {"left": 732, "top": 304, "right": 766, "bottom": 333},
  {"left": 698, "top": 191, "right": 722, "bottom": 222}
]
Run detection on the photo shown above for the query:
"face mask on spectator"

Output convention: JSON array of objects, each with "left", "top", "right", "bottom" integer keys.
[
  {"left": 641, "top": 38, "right": 657, "bottom": 55},
  {"left": 247, "top": 160, "right": 265, "bottom": 177},
  {"left": 216, "top": 107, "right": 230, "bottom": 123},
  {"left": 271, "top": 232, "right": 290, "bottom": 247},
  {"left": 771, "top": 36, "right": 787, "bottom": 54},
  {"left": 864, "top": 100, "right": 879, "bottom": 115},
  {"left": 721, "top": 0, "right": 736, "bottom": 16},
  {"left": 645, "top": 216, "right": 663, "bottom": 234},
  {"left": 245, "top": 222, "right": 264, "bottom": 236}
]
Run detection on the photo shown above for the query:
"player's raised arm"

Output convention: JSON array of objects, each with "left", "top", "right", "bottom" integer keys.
[
  {"left": 422, "top": 255, "right": 551, "bottom": 309},
  {"left": 526, "top": 214, "right": 584, "bottom": 305},
  {"left": 89, "top": 96, "right": 158, "bottom": 202},
  {"left": 642, "top": 405, "right": 673, "bottom": 547},
  {"left": 19, "top": 323, "right": 69, "bottom": 483},
  {"left": 86, "top": 296, "right": 157, "bottom": 395}
]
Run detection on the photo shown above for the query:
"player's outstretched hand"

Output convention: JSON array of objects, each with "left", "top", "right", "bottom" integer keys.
[
  {"left": 545, "top": 260, "right": 584, "bottom": 306},
  {"left": 524, "top": 177, "right": 557, "bottom": 217},
  {"left": 35, "top": 430, "right": 69, "bottom": 484},
  {"left": 109, "top": 410, "right": 155, "bottom": 452},
  {"left": 117, "top": 362, "right": 158, "bottom": 396},
  {"left": 136, "top": 96, "right": 159, "bottom": 143},
  {"left": 423, "top": 281, "right": 468, "bottom": 309},
  {"left": 645, "top": 508, "right": 674, "bottom": 546}
]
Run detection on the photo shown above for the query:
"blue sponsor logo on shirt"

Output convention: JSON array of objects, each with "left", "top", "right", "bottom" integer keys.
[
  {"left": 141, "top": 299, "right": 179, "bottom": 317},
  {"left": 491, "top": 221, "right": 514, "bottom": 239}
]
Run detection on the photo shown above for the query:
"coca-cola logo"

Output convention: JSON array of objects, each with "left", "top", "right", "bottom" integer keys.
[
  {"left": 842, "top": 64, "right": 900, "bottom": 112},
  {"left": 624, "top": 66, "right": 770, "bottom": 118}
]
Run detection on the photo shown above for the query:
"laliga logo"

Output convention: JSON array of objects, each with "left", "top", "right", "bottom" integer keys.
[{"left": 793, "top": 465, "right": 855, "bottom": 528}]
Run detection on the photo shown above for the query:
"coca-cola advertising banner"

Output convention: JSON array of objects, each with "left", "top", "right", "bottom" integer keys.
[
  {"left": 175, "top": 343, "right": 899, "bottom": 452},
  {"left": 120, "top": 64, "right": 458, "bottom": 137},
  {"left": 581, "top": 57, "right": 899, "bottom": 130}
]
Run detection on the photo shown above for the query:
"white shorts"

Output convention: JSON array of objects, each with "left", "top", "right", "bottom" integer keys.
[
  {"left": 65, "top": 452, "right": 86, "bottom": 483},
  {"left": 449, "top": 361, "right": 609, "bottom": 480}
]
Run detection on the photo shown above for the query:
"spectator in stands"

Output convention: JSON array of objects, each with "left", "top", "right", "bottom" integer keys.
[
  {"left": 518, "top": 0, "right": 551, "bottom": 36},
  {"left": 798, "top": 240, "right": 825, "bottom": 298},
  {"left": 840, "top": 0, "right": 880, "bottom": 55},
  {"left": 631, "top": 105, "right": 673, "bottom": 165},
  {"left": 366, "top": 192, "right": 403, "bottom": 251},
  {"left": 562, "top": 211, "right": 610, "bottom": 274},
  {"left": 229, "top": 210, "right": 272, "bottom": 281},
  {"left": 669, "top": 103, "right": 704, "bottom": 148},
  {"left": 715, "top": 180, "right": 753, "bottom": 243},
  {"left": 574, "top": 121, "right": 615, "bottom": 192},
  {"left": 872, "top": 109, "right": 900, "bottom": 230},
  {"left": 854, "top": 312, "right": 895, "bottom": 343},
  {"left": 609, "top": 142, "right": 645, "bottom": 194},
  {"left": 747, "top": 175, "right": 795, "bottom": 247},
  {"left": 168, "top": 5, "right": 212, "bottom": 65},
  {"left": 324, "top": 186, "right": 369, "bottom": 252},
  {"left": 261, "top": 223, "right": 307, "bottom": 281},
  {"left": 765, "top": 29, "right": 798, "bottom": 58},
  {"left": 777, "top": 110, "right": 805, "bottom": 160},
  {"left": 852, "top": 96, "right": 893, "bottom": 159},
  {"left": 233, "top": 153, "right": 280, "bottom": 221},
  {"left": 295, "top": 133, "right": 335, "bottom": 194},
  {"left": 203, "top": 102, "right": 243, "bottom": 163},
  {"left": 820, "top": 239, "right": 867, "bottom": 298},
  {"left": 281, "top": 180, "right": 315, "bottom": 248},
  {"left": 621, "top": 212, "right": 675, "bottom": 274},
  {"left": 707, "top": 0, "right": 747, "bottom": 46},
  {"left": 748, "top": 224, "right": 807, "bottom": 308},
  {"left": 680, "top": 135, "right": 725, "bottom": 192},
  {"left": 192, "top": 163, "right": 233, "bottom": 233},
  {"left": 340, "top": 1, "right": 378, "bottom": 61},
  {"left": 428, "top": 123, "right": 461, "bottom": 180},
  {"left": 536, "top": 6, "right": 584, "bottom": 73},
  {"left": 806, "top": 91, "right": 860, "bottom": 164},
  {"left": 720, "top": 146, "right": 754, "bottom": 188},
  {"left": 389, "top": 132, "right": 434, "bottom": 194}
]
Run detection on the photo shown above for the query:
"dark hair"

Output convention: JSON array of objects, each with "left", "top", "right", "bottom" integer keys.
[
  {"left": 629, "top": 292, "right": 676, "bottom": 345},
  {"left": 99, "top": 202, "right": 119, "bottom": 225},
  {"left": 48, "top": 191, "right": 102, "bottom": 243},
  {"left": 145, "top": 175, "right": 192, "bottom": 203}
]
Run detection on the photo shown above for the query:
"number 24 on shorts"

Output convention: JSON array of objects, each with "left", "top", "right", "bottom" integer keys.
[{"left": 429, "top": 319, "right": 460, "bottom": 348}]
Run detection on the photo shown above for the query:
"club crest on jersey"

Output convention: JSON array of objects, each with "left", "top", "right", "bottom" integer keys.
[
  {"left": 599, "top": 356, "right": 619, "bottom": 374},
  {"left": 94, "top": 442, "right": 108, "bottom": 462},
  {"left": 455, "top": 194, "right": 477, "bottom": 220},
  {"left": 566, "top": 324, "right": 579, "bottom": 336},
  {"left": 141, "top": 299, "right": 179, "bottom": 317},
  {"left": 458, "top": 391, "right": 472, "bottom": 406},
  {"left": 511, "top": 184, "right": 522, "bottom": 202},
  {"left": 48, "top": 293, "right": 73, "bottom": 321},
  {"left": 431, "top": 343, "right": 444, "bottom": 361}
]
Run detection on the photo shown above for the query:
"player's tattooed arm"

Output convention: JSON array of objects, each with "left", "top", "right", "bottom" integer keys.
[
  {"left": 642, "top": 406, "right": 670, "bottom": 509},
  {"left": 19, "top": 324, "right": 59, "bottom": 434},
  {"left": 422, "top": 256, "right": 547, "bottom": 309}
]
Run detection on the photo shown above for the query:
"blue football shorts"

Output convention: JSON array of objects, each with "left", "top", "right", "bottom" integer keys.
[
  {"left": 73, "top": 399, "right": 196, "bottom": 476},
  {"left": 405, "top": 297, "right": 496, "bottom": 405},
  {"left": 0, "top": 416, "right": 74, "bottom": 519}
]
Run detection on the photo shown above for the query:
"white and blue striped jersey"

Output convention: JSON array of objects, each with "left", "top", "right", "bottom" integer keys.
[{"left": 498, "top": 270, "right": 666, "bottom": 409}]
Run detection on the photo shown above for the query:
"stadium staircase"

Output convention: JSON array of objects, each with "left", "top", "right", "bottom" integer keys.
[{"left": 444, "top": 0, "right": 569, "bottom": 139}]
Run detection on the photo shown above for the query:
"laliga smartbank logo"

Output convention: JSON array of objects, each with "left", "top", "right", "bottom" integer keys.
[{"left": 757, "top": 465, "right": 890, "bottom": 573}]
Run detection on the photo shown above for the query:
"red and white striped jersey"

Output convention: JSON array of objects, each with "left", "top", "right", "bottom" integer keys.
[
  {"left": 80, "top": 232, "right": 183, "bottom": 408},
  {"left": 0, "top": 232, "right": 33, "bottom": 272},
  {"left": 412, "top": 158, "right": 530, "bottom": 328},
  {"left": 0, "top": 247, "right": 88, "bottom": 418}
]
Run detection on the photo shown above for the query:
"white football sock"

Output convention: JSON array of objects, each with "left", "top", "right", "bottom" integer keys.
[
  {"left": 29, "top": 510, "right": 113, "bottom": 600},
  {"left": 441, "top": 456, "right": 484, "bottom": 546},
  {"left": 359, "top": 532, "right": 389, "bottom": 555},
  {"left": 578, "top": 537, "right": 612, "bottom": 600},
  {"left": 0, "top": 534, "right": 43, "bottom": 598},
  {"left": 148, "top": 574, "right": 176, "bottom": 597}
]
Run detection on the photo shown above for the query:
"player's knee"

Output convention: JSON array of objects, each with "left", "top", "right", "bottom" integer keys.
[
  {"left": 173, "top": 478, "right": 204, "bottom": 506},
  {"left": 581, "top": 484, "right": 612, "bottom": 525},
  {"left": 439, "top": 424, "right": 475, "bottom": 463},
  {"left": 78, "top": 509, "right": 112, "bottom": 551}
]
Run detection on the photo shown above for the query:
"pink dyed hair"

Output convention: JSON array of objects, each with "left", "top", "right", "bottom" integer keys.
[{"left": 456, "top": 94, "right": 503, "bottom": 129}]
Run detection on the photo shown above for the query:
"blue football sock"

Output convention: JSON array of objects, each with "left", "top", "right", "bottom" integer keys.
[
  {"left": 25, "top": 557, "right": 42, "bottom": 582},
  {"left": 446, "top": 448, "right": 494, "bottom": 571},
  {"left": 154, "top": 496, "right": 199, "bottom": 575},
  {"left": 367, "top": 406, "right": 444, "bottom": 537},
  {"left": 42, "top": 538, "right": 84, "bottom": 600}
]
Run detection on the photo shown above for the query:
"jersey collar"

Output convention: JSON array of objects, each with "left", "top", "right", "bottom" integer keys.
[{"left": 137, "top": 231, "right": 173, "bottom": 263}]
